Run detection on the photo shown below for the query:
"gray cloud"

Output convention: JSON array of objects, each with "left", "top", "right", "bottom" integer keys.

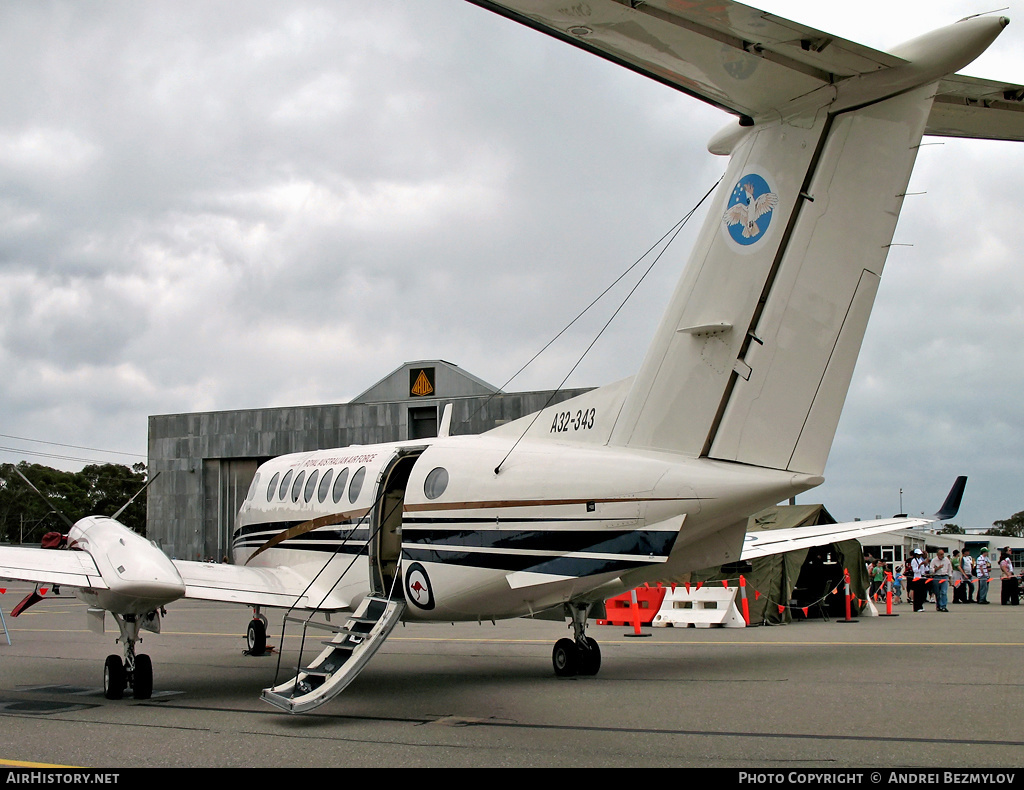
[{"left": 0, "top": 1, "right": 1022, "bottom": 530}]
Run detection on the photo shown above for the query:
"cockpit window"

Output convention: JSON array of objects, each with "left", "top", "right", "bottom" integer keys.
[
  {"left": 279, "top": 470, "right": 293, "bottom": 501},
  {"left": 247, "top": 473, "right": 261, "bottom": 502},
  {"left": 423, "top": 467, "right": 449, "bottom": 500},
  {"left": 304, "top": 469, "right": 319, "bottom": 503},
  {"left": 332, "top": 467, "right": 350, "bottom": 505},
  {"left": 318, "top": 468, "right": 334, "bottom": 503},
  {"left": 348, "top": 466, "right": 365, "bottom": 504},
  {"left": 267, "top": 472, "right": 280, "bottom": 502}
]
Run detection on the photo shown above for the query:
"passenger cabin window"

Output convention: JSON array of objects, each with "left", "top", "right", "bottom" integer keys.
[
  {"left": 349, "top": 466, "right": 365, "bottom": 504},
  {"left": 318, "top": 468, "right": 334, "bottom": 503},
  {"left": 291, "top": 470, "right": 305, "bottom": 502},
  {"left": 304, "top": 469, "right": 319, "bottom": 503},
  {"left": 279, "top": 470, "right": 293, "bottom": 501},
  {"left": 267, "top": 472, "right": 280, "bottom": 502},
  {"left": 424, "top": 467, "right": 449, "bottom": 500},
  {"left": 332, "top": 467, "right": 350, "bottom": 504}
]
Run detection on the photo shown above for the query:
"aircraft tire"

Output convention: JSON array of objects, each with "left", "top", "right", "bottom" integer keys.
[
  {"left": 104, "top": 655, "right": 125, "bottom": 700},
  {"left": 133, "top": 654, "right": 153, "bottom": 700},
  {"left": 552, "top": 638, "right": 579, "bottom": 677},
  {"left": 578, "top": 637, "right": 601, "bottom": 676},
  {"left": 247, "top": 618, "right": 267, "bottom": 656}
]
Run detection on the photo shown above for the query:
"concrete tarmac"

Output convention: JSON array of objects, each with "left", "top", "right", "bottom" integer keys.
[{"left": 1, "top": 580, "right": 1023, "bottom": 769}]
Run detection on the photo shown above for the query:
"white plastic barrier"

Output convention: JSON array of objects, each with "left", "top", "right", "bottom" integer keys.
[{"left": 651, "top": 585, "right": 746, "bottom": 628}]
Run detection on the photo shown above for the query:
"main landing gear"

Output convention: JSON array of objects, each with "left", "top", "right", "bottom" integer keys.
[
  {"left": 552, "top": 602, "right": 602, "bottom": 678},
  {"left": 104, "top": 612, "right": 157, "bottom": 700},
  {"left": 246, "top": 610, "right": 269, "bottom": 656}
]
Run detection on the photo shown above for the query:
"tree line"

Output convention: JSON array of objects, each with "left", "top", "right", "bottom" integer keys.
[{"left": 0, "top": 462, "right": 149, "bottom": 544}]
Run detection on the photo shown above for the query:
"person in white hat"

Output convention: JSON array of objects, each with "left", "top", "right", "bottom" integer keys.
[{"left": 910, "top": 549, "right": 929, "bottom": 613}]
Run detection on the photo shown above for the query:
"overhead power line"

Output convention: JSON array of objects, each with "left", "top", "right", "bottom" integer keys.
[{"left": 0, "top": 433, "right": 146, "bottom": 460}]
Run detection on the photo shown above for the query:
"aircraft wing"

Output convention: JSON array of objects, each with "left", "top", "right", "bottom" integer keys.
[
  {"left": 0, "top": 545, "right": 109, "bottom": 589},
  {"left": 171, "top": 560, "right": 350, "bottom": 610},
  {"left": 740, "top": 515, "right": 928, "bottom": 561},
  {"left": 742, "top": 475, "right": 968, "bottom": 561},
  {"left": 467, "top": 0, "right": 905, "bottom": 120},
  {"left": 0, "top": 544, "right": 348, "bottom": 611}
]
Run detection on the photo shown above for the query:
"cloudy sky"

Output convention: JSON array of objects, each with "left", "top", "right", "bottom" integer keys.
[{"left": 1, "top": 0, "right": 1022, "bottom": 529}]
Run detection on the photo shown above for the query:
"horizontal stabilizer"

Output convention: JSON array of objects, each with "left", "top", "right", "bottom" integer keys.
[
  {"left": 471, "top": 1, "right": 1024, "bottom": 139},
  {"left": 928, "top": 75, "right": 1024, "bottom": 141},
  {"left": 468, "top": 0, "right": 904, "bottom": 120}
]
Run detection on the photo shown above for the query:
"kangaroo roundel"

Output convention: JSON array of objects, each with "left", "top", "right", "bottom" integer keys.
[{"left": 722, "top": 174, "right": 779, "bottom": 247}]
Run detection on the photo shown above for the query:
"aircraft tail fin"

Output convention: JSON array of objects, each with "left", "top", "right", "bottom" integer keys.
[{"left": 608, "top": 83, "right": 936, "bottom": 475}]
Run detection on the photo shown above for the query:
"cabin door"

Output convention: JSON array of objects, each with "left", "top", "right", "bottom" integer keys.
[{"left": 369, "top": 449, "right": 423, "bottom": 598}]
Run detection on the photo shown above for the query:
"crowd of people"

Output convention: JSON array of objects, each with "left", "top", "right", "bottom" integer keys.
[{"left": 868, "top": 547, "right": 1022, "bottom": 612}]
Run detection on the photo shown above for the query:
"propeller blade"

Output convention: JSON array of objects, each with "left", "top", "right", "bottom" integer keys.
[
  {"left": 12, "top": 467, "right": 76, "bottom": 530},
  {"left": 11, "top": 589, "right": 44, "bottom": 617},
  {"left": 111, "top": 471, "right": 161, "bottom": 521}
]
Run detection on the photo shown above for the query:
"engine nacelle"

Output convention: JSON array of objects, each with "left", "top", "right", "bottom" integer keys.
[{"left": 68, "top": 516, "right": 186, "bottom": 614}]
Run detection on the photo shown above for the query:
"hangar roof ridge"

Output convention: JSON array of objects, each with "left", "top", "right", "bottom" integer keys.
[{"left": 351, "top": 360, "right": 501, "bottom": 404}]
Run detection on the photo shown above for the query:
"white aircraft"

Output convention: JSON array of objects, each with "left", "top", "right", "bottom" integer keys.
[{"left": 1, "top": 0, "right": 1020, "bottom": 711}]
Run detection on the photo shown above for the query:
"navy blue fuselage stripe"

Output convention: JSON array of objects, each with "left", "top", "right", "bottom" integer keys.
[
  {"left": 401, "top": 547, "right": 656, "bottom": 576},
  {"left": 232, "top": 541, "right": 367, "bottom": 556},
  {"left": 401, "top": 528, "right": 676, "bottom": 556}
]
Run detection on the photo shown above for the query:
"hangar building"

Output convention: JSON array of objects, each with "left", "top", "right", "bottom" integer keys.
[{"left": 146, "top": 360, "right": 591, "bottom": 561}]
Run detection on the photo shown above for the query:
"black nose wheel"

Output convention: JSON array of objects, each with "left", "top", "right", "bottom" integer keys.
[
  {"left": 133, "top": 654, "right": 153, "bottom": 699},
  {"left": 104, "top": 651, "right": 153, "bottom": 700},
  {"left": 103, "top": 655, "right": 125, "bottom": 699}
]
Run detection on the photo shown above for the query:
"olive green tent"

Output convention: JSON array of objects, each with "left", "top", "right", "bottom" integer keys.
[{"left": 686, "top": 504, "right": 871, "bottom": 625}]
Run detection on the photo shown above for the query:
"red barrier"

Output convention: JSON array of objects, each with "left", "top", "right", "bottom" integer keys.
[{"left": 598, "top": 585, "right": 666, "bottom": 627}]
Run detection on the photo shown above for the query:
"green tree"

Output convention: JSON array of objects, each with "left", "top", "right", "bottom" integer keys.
[
  {"left": 939, "top": 522, "right": 965, "bottom": 534},
  {"left": 0, "top": 461, "right": 149, "bottom": 543},
  {"left": 985, "top": 511, "right": 1024, "bottom": 538}
]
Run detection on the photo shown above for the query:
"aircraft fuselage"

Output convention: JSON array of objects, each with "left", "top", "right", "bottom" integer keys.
[{"left": 234, "top": 434, "right": 821, "bottom": 622}]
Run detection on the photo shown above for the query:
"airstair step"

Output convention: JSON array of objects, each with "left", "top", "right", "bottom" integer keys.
[{"left": 262, "top": 597, "right": 405, "bottom": 714}]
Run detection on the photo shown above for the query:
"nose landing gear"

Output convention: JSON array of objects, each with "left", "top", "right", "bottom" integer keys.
[{"left": 104, "top": 613, "right": 155, "bottom": 700}]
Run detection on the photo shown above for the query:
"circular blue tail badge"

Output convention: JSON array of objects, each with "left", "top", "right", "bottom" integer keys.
[{"left": 722, "top": 174, "right": 779, "bottom": 247}]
